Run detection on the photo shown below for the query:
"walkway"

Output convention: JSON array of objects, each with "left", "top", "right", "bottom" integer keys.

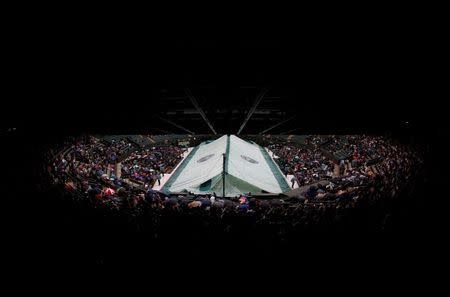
[
  {"left": 152, "top": 147, "right": 193, "bottom": 191},
  {"left": 265, "top": 148, "right": 299, "bottom": 189}
]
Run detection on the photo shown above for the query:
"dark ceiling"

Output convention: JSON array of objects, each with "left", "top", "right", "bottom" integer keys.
[{"left": 7, "top": 38, "right": 442, "bottom": 135}]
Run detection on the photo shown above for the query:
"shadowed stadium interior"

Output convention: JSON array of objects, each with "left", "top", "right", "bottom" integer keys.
[{"left": 3, "top": 39, "right": 445, "bottom": 269}]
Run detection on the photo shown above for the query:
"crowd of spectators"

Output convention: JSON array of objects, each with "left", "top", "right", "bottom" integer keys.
[
  {"left": 41, "top": 134, "right": 423, "bottom": 237},
  {"left": 46, "top": 135, "right": 184, "bottom": 212},
  {"left": 268, "top": 142, "right": 335, "bottom": 186},
  {"left": 304, "top": 135, "right": 331, "bottom": 147},
  {"left": 305, "top": 135, "right": 390, "bottom": 163},
  {"left": 121, "top": 144, "right": 183, "bottom": 186}
]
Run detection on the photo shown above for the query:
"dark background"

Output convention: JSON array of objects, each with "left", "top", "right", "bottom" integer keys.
[
  {"left": 5, "top": 37, "right": 445, "bottom": 133},
  {"left": 2, "top": 38, "right": 447, "bottom": 272}
]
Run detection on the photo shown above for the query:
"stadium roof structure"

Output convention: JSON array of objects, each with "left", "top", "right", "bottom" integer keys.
[
  {"left": 162, "top": 135, "right": 290, "bottom": 197},
  {"left": 14, "top": 39, "right": 435, "bottom": 136}
]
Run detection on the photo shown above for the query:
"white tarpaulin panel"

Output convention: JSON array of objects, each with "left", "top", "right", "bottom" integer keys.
[
  {"left": 163, "top": 135, "right": 227, "bottom": 194},
  {"left": 227, "top": 135, "right": 286, "bottom": 194}
]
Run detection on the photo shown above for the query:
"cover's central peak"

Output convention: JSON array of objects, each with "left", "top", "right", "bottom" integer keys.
[{"left": 162, "top": 135, "right": 289, "bottom": 197}]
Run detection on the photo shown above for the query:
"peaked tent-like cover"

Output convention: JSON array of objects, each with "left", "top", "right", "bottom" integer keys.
[{"left": 162, "top": 135, "right": 290, "bottom": 197}]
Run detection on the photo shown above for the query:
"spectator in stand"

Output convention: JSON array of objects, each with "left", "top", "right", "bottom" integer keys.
[
  {"left": 156, "top": 172, "right": 162, "bottom": 186},
  {"left": 291, "top": 176, "right": 297, "bottom": 188}
]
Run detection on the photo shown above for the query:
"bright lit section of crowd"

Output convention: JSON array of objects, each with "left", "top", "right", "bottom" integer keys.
[{"left": 39, "top": 134, "right": 424, "bottom": 233}]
